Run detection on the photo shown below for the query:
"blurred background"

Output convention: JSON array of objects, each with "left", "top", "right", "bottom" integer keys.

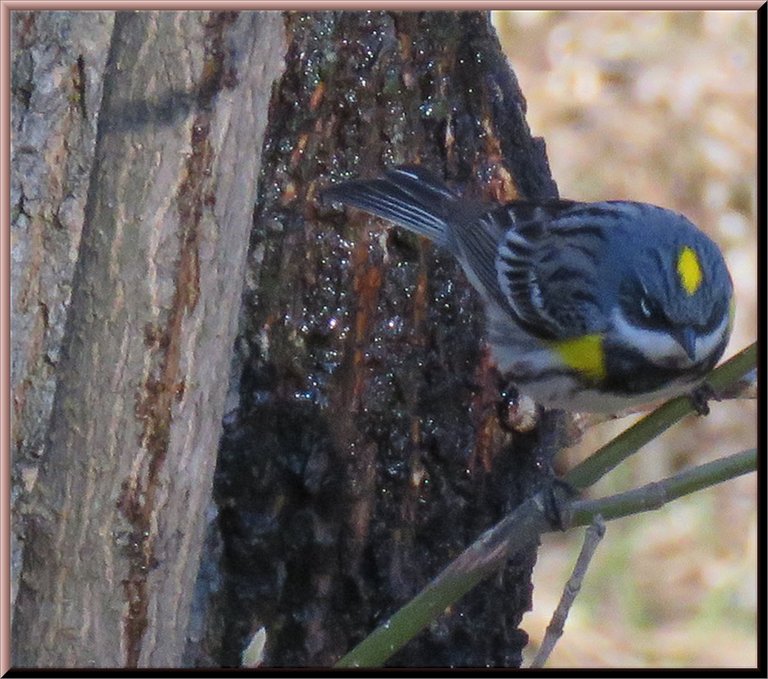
[{"left": 493, "top": 10, "right": 757, "bottom": 668}]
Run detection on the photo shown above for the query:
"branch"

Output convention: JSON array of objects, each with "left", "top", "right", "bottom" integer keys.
[
  {"left": 529, "top": 517, "right": 606, "bottom": 668},
  {"left": 528, "top": 448, "right": 755, "bottom": 666},
  {"left": 334, "top": 447, "right": 755, "bottom": 667},
  {"left": 335, "top": 492, "right": 553, "bottom": 668},
  {"left": 565, "top": 448, "right": 756, "bottom": 526},
  {"left": 334, "top": 344, "right": 756, "bottom": 667},
  {"left": 564, "top": 342, "right": 756, "bottom": 490}
]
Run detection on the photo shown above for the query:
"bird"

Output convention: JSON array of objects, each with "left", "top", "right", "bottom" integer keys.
[{"left": 322, "top": 165, "right": 734, "bottom": 413}]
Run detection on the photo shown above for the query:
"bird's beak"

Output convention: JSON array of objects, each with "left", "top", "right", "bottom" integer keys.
[{"left": 675, "top": 327, "right": 697, "bottom": 361}]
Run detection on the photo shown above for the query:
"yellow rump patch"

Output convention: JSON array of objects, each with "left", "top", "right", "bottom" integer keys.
[
  {"left": 677, "top": 246, "right": 703, "bottom": 296},
  {"left": 549, "top": 334, "right": 606, "bottom": 382}
]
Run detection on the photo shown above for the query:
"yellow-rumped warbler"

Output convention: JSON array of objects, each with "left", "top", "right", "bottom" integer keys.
[{"left": 322, "top": 165, "right": 734, "bottom": 413}]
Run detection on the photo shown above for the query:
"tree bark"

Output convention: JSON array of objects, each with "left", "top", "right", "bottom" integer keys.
[
  {"left": 202, "top": 10, "right": 563, "bottom": 668},
  {"left": 12, "top": 10, "right": 285, "bottom": 667},
  {"left": 12, "top": 9, "right": 564, "bottom": 669},
  {"left": 10, "top": 9, "right": 114, "bottom": 618}
]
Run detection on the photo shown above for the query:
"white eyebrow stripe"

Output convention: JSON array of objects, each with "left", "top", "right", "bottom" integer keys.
[{"left": 611, "top": 309, "right": 730, "bottom": 364}]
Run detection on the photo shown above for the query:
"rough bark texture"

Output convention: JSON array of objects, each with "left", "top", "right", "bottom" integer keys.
[
  {"left": 10, "top": 9, "right": 115, "bottom": 617},
  {"left": 12, "top": 11, "right": 285, "bottom": 667},
  {"left": 12, "top": 9, "right": 565, "bottom": 669},
  {"left": 199, "top": 11, "right": 563, "bottom": 668}
]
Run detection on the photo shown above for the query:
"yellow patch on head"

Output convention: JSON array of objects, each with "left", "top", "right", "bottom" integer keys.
[
  {"left": 549, "top": 334, "right": 606, "bottom": 382},
  {"left": 677, "top": 246, "right": 703, "bottom": 296}
]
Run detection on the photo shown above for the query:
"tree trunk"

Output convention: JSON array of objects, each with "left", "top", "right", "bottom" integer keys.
[
  {"left": 10, "top": 8, "right": 114, "bottom": 619},
  {"left": 12, "top": 10, "right": 285, "bottom": 667},
  {"left": 12, "top": 9, "right": 563, "bottom": 669},
  {"left": 201, "top": 11, "right": 562, "bottom": 668}
]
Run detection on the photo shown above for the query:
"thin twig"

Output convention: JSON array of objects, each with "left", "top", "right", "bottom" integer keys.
[
  {"left": 530, "top": 517, "right": 606, "bottom": 668},
  {"left": 565, "top": 342, "right": 756, "bottom": 490},
  {"left": 333, "top": 344, "right": 756, "bottom": 668},
  {"left": 565, "top": 448, "right": 756, "bottom": 527},
  {"left": 334, "top": 448, "right": 755, "bottom": 667},
  {"left": 565, "top": 369, "right": 757, "bottom": 444},
  {"left": 334, "top": 492, "right": 555, "bottom": 668}
]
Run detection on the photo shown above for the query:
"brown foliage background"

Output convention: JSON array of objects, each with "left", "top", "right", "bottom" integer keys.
[{"left": 494, "top": 10, "right": 757, "bottom": 668}]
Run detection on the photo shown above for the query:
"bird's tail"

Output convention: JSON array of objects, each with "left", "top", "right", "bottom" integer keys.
[{"left": 322, "top": 165, "right": 458, "bottom": 248}]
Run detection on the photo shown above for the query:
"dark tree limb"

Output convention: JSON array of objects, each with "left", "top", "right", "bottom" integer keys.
[{"left": 208, "top": 10, "right": 562, "bottom": 668}]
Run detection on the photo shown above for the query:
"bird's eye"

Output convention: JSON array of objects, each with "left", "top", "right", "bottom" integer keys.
[
  {"left": 620, "top": 280, "right": 667, "bottom": 329},
  {"left": 634, "top": 293, "right": 669, "bottom": 330},
  {"left": 639, "top": 296, "right": 653, "bottom": 319}
]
